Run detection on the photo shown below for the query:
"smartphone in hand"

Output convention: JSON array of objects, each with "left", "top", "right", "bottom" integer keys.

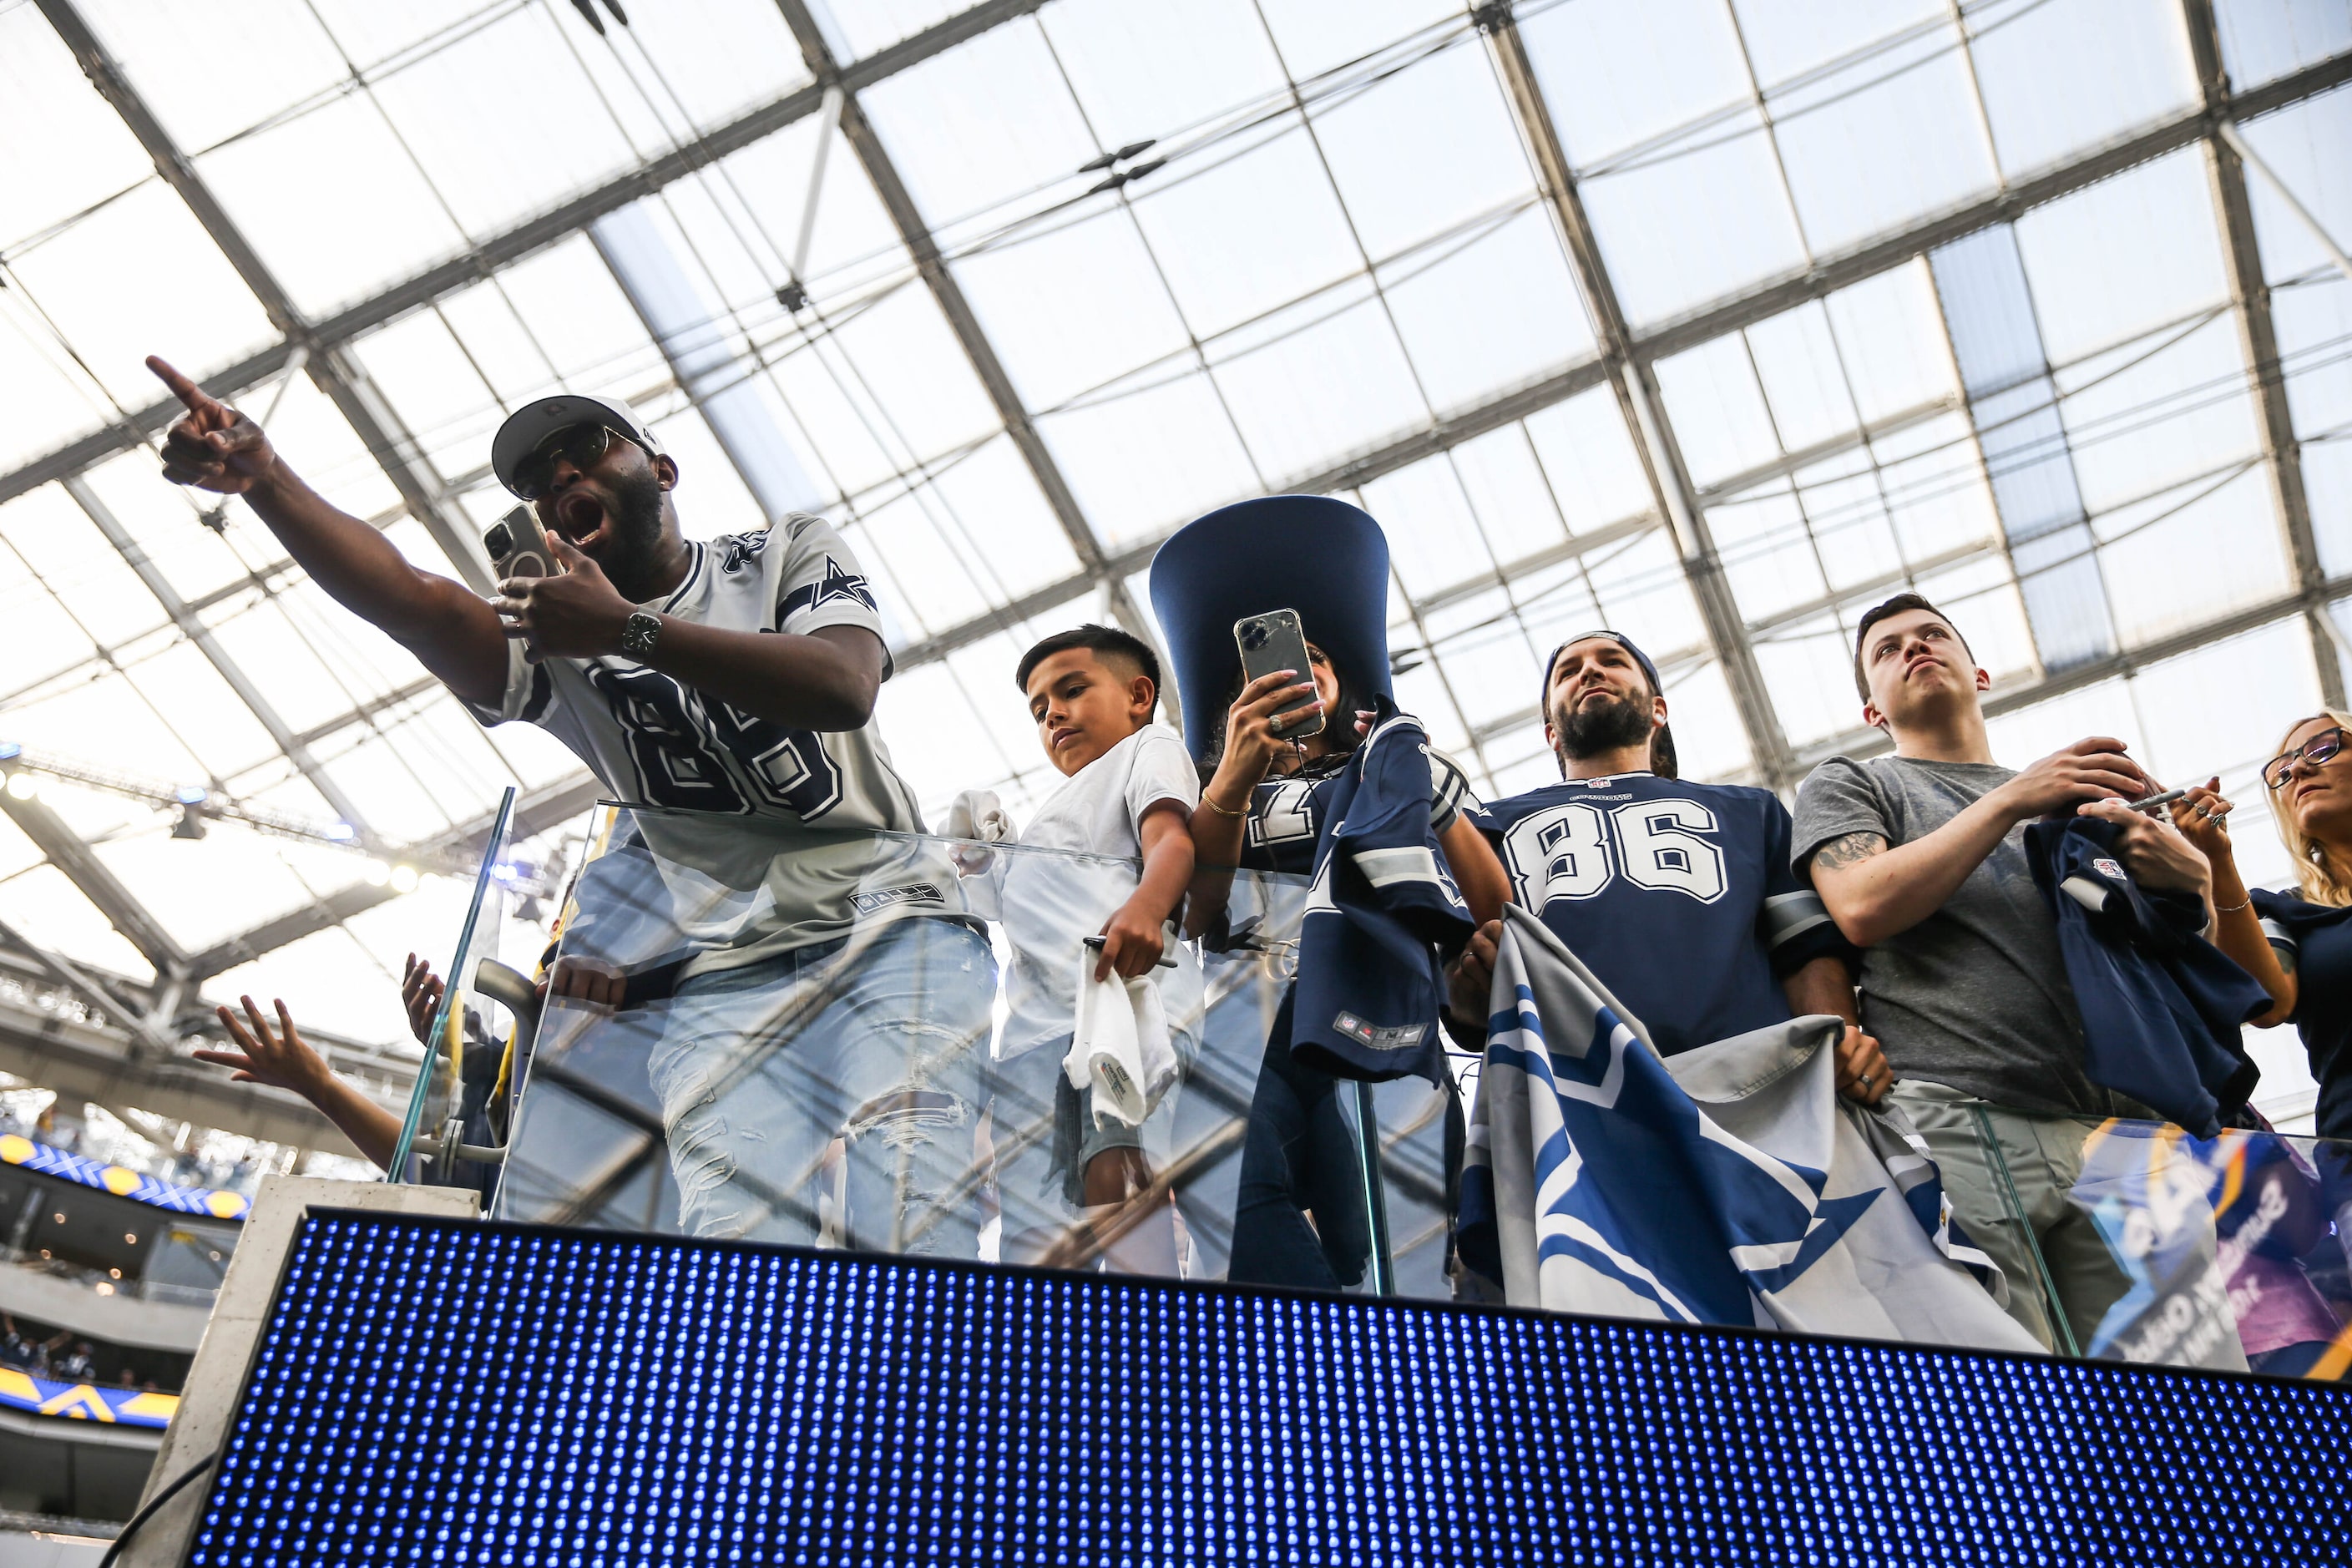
[
  {"left": 482, "top": 504, "right": 555, "bottom": 581},
  {"left": 1235, "top": 609, "right": 1325, "bottom": 740}
]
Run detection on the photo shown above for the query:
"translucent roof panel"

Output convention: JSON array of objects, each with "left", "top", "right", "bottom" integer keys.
[
  {"left": 1967, "top": 0, "right": 2198, "bottom": 177},
  {"left": 2, "top": 0, "right": 2348, "bottom": 1137},
  {"left": 2216, "top": 0, "right": 2352, "bottom": 86}
]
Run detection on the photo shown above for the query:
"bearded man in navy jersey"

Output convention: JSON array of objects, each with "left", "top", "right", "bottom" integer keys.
[{"left": 1447, "top": 632, "right": 1891, "bottom": 1103}]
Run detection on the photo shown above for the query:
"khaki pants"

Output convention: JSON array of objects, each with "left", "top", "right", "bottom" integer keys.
[{"left": 1889, "top": 1080, "right": 2138, "bottom": 1353}]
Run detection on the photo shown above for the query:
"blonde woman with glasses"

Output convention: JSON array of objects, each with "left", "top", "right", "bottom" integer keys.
[{"left": 2174, "top": 712, "right": 2352, "bottom": 1142}]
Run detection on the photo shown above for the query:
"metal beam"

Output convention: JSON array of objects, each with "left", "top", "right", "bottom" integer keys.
[
  {"left": 1482, "top": 9, "right": 1794, "bottom": 787},
  {"left": 0, "top": 791, "right": 191, "bottom": 980},
  {"left": 1626, "top": 43, "right": 2352, "bottom": 367},
  {"left": 183, "top": 772, "right": 604, "bottom": 980},
  {"left": 765, "top": 0, "right": 1152, "bottom": 649},
  {"left": 60, "top": 476, "right": 376, "bottom": 836},
  {"left": 38, "top": 0, "right": 490, "bottom": 593},
  {"left": 1, "top": 0, "right": 1055, "bottom": 510},
  {"left": 8, "top": 30, "right": 2345, "bottom": 539},
  {"left": 2183, "top": 0, "right": 2345, "bottom": 707},
  {"left": 883, "top": 355, "right": 1616, "bottom": 670}
]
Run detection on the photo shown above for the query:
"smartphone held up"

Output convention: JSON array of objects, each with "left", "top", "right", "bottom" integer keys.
[{"left": 1235, "top": 609, "right": 1324, "bottom": 741}]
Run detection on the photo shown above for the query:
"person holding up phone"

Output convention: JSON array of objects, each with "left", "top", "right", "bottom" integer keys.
[
  {"left": 145, "top": 358, "right": 992, "bottom": 1259},
  {"left": 2173, "top": 711, "right": 2352, "bottom": 1144},
  {"left": 1150, "top": 497, "right": 1507, "bottom": 1291}
]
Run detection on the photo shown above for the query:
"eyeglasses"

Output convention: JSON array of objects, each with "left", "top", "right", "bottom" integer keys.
[
  {"left": 2263, "top": 726, "right": 2346, "bottom": 791},
  {"left": 509, "top": 423, "right": 636, "bottom": 501}
]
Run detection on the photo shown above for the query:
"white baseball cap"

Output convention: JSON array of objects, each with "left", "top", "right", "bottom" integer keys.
[{"left": 490, "top": 392, "right": 664, "bottom": 497}]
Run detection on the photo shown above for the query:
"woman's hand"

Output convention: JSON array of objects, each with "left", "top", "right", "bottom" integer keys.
[
  {"left": 2168, "top": 776, "right": 2235, "bottom": 863},
  {"left": 195, "top": 997, "right": 331, "bottom": 1096},
  {"left": 401, "top": 953, "right": 445, "bottom": 1046},
  {"left": 1206, "top": 669, "right": 1318, "bottom": 803}
]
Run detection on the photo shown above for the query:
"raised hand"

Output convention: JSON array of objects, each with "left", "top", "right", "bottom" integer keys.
[
  {"left": 195, "top": 996, "right": 330, "bottom": 1095},
  {"left": 2168, "top": 776, "right": 2234, "bottom": 862},
  {"left": 494, "top": 531, "right": 635, "bottom": 662},
  {"left": 1208, "top": 669, "right": 1319, "bottom": 797},
  {"left": 149, "top": 356, "right": 278, "bottom": 496},
  {"left": 401, "top": 953, "right": 446, "bottom": 1046}
]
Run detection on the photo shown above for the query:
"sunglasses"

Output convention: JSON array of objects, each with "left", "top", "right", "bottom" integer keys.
[
  {"left": 508, "top": 423, "right": 640, "bottom": 501},
  {"left": 2263, "top": 726, "right": 2346, "bottom": 791}
]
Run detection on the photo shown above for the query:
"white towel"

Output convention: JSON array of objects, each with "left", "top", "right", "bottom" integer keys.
[
  {"left": 1065, "top": 941, "right": 1177, "bottom": 1126},
  {"left": 944, "top": 788, "right": 1011, "bottom": 844}
]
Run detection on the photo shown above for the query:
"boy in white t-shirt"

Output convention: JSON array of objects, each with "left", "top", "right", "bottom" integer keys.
[{"left": 978, "top": 625, "right": 1199, "bottom": 1267}]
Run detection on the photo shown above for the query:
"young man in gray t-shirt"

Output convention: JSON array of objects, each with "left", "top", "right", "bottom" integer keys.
[{"left": 1792, "top": 593, "right": 2218, "bottom": 1351}]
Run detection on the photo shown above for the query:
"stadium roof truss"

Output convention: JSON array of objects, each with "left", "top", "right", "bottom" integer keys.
[{"left": 1, "top": 0, "right": 2349, "bottom": 1095}]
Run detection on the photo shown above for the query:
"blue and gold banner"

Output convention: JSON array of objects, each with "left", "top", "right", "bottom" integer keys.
[
  {"left": 0, "top": 1132, "right": 249, "bottom": 1220},
  {"left": 0, "top": 1366, "right": 178, "bottom": 1428}
]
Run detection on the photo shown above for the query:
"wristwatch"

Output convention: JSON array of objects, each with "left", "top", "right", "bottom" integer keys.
[{"left": 620, "top": 610, "right": 663, "bottom": 659}]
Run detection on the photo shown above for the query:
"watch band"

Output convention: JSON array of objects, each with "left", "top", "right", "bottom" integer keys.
[{"left": 620, "top": 610, "right": 662, "bottom": 659}]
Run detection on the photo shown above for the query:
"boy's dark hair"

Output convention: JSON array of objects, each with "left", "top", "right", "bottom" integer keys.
[
  {"left": 1853, "top": 592, "right": 1974, "bottom": 700},
  {"left": 1016, "top": 624, "right": 1161, "bottom": 714}
]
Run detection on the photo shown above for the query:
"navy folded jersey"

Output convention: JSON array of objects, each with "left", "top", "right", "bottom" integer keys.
[
  {"left": 2253, "top": 888, "right": 2352, "bottom": 1141},
  {"left": 1236, "top": 746, "right": 1471, "bottom": 878},
  {"left": 2025, "top": 817, "right": 2266, "bottom": 1138},
  {"left": 1287, "top": 703, "right": 1475, "bottom": 1085},
  {"left": 1465, "top": 773, "right": 1848, "bottom": 1056}
]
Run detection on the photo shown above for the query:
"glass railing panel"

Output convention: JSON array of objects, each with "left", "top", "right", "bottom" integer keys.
[
  {"left": 1975, "top": 1109, "right": 2352, "bottom": 1378},
  {"left": 496, "top": 812, "right": 1430, "bottom": 1298},
  {"left": 388, "top": 786, "right": 518, "bottom": 1188}
]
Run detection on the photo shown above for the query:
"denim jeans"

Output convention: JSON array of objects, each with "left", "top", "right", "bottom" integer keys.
[{"left": 646, "top": 916, "right": 994, "bottom": 1257}]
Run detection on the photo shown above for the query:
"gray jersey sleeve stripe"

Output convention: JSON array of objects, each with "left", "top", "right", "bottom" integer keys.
[
  {"left": 1763, "top": 888, "right": 1834, "bottom": 949},
  {"left": 2259, "top": 917, "right": 2297, "bottom": 953},
  {"left": 1354, "top": 844, "right": 1445, "bottom": 889}
]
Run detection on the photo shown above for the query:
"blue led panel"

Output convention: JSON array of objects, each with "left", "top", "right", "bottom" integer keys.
[{"left": 190, "top": 1211, "right": 2347, "bottom": 1565}]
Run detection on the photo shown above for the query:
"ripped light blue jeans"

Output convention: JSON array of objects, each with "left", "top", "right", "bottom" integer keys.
[{"left": 646, "top": 915, "right": 994, "bottom": 1257}]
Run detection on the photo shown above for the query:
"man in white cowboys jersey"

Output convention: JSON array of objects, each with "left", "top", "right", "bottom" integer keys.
[
  {"left": 147, "top": 356, "right": 989, "bottom": 1255},
  {"left": 1447, "top": 631, "right": 1892, "bottom": 1102}
]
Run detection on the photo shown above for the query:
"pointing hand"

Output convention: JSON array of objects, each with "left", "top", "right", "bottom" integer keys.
[{"left": 148, "top": 356, "right": 279, "bottom": 496}]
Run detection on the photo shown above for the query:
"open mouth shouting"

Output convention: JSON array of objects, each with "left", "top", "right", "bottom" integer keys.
[{"left": 552, "top": 488, "right": 610, "bottom": 554}]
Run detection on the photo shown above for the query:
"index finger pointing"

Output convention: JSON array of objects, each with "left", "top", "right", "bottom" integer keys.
[{"left": 146, "top": 355, "right": 218, "bottom": 414}]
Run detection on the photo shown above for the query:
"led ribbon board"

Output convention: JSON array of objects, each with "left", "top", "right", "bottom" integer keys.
[
  {"left": 191, "top": 1211, "right": 2345, "bottom": 1565},
  {"left": 0, "top": 1132, "right": 250, "bottom": 1219}
]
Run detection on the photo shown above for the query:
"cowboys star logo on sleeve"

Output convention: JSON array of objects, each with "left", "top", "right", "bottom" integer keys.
[{"left": 780, "top": 557, "right": 879, "bottom": 620}]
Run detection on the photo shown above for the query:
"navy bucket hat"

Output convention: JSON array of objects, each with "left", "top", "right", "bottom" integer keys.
[{"left": 1148, "top": 496, "right": 1393, "bottom": 761}]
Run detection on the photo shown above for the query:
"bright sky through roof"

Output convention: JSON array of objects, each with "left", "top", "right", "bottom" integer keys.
[{"left": 1, "top": 0, "right": 2349, "bottom": 1125}]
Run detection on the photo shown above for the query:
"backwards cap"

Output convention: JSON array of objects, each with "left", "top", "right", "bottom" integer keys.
[
  {"left": 1541, "top": 630, "right": 1679, "bottom": 779},
  {"left": 1148, "top": 496, "right": 1392, "bottom": 761}
]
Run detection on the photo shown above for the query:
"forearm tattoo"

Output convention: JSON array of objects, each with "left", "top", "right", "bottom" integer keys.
[{"left": 1812, "top": 831, "right": 1889, "bottom": 873}]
